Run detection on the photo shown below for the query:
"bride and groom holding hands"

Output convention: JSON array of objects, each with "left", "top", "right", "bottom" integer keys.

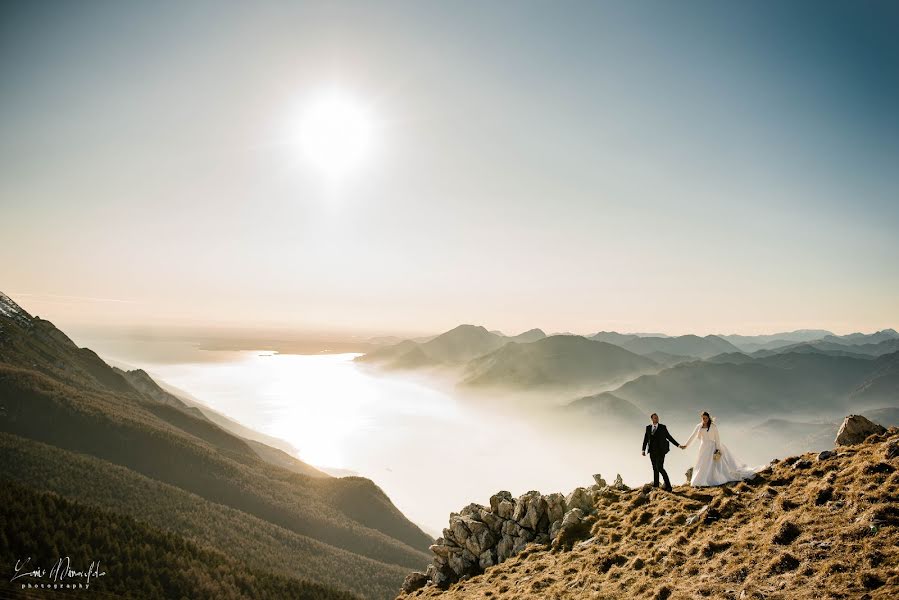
[{"left": 641, "top": 411, "right": 758, "bottom": 490}]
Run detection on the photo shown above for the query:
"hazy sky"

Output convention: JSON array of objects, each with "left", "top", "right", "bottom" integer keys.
[{"left": 2, "top": 1, "right": 897, "bottom": 337}]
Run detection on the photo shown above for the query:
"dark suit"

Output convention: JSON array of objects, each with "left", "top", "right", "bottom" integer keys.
[{"left": 642, "top": 423, "right": 679, "bottom": 489}]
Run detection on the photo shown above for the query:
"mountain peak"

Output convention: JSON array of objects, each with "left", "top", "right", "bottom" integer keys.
[
  {"left": 0, "top": 290, "right": 32, "bottom": 327},
  {"left": 443, "top": 324, "right": 491, "bottom": 336}
]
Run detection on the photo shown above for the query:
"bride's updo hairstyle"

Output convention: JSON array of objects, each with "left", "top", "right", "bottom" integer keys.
[{"left": 701, "top": 411, "right": 713, "bottom": 430}]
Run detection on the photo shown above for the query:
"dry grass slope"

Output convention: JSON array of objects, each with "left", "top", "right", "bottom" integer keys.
[{"left": 398, "top": 429, "right": 899, "bottom": 600}]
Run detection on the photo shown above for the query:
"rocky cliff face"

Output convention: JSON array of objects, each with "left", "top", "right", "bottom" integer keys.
[{"left": 398, "top": 416, "right": 899, "bottom": 599}]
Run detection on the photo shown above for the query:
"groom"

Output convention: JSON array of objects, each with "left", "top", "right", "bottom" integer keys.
[{"left": 641, "top": 412, "right": 681, "bottom": 492}]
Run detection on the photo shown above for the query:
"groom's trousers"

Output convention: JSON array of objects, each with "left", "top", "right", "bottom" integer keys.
[{"left": 649, "top": 451, "right": 671, "bottom": 488}]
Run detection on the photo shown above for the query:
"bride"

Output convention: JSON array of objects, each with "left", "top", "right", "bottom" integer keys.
[{"left": 680, "top": 411, "right": 758, "bottom": 487}]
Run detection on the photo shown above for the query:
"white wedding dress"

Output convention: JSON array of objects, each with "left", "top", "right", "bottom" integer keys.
[{"left": 683, "top": 422, "right": 758, "bottom": 487}]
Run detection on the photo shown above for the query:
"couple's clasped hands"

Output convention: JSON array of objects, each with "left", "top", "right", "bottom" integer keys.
[{"left": 642, "top": 445, "right": 686, "bottom": 456}]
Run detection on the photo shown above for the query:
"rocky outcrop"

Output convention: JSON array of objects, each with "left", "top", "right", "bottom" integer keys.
[
  {"left": 835, "top": 414, "right": 886, "bottom": 445},
  {"left": 422, "top": 475, "right": 623, "bottom": 589}
]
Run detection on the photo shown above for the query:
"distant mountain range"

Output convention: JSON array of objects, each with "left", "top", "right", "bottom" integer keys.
[
  {"left": 356, "top": 324, "right": 548, "bottom": 369},
  {"left": 0, "top": 291, "right": 431, "bottom": 599},
  {"left": 614, "top": 334, "right": 742, "bottom": 359},
  {"left": 461, "top": 335, "right": 657, "bottom": 390},
  {"left": 600, "top": 351, "right": 899, "bottom": 421},
  {"left": 359, "top": 322, "right": 899, "bottom": 428},
  {"left": 363, "top": 324, "right": 898, "bottom": 368}
]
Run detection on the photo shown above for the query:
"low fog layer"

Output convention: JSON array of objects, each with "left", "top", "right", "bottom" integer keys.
[{"left": 69, "top": 330, "right": 890, "bottom": 536}]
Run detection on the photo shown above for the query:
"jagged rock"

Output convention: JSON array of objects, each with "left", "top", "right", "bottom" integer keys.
[
  {"left": 835, "top": 415, "right": 886, "bottom": 446},
  {"left": 549, "top": 519, "right": 563, "bottom": 541},
  {"left": 562, "top": 507, "right": 585, "bottom": 527},
  {"left": 552, "top": 507, "right": 592, "bottom": 549},
  {"left": 565, "top": 487, "right": 593, "bottom": 513},
  {"left": 593, "top": 473, "right": 607, "bottom": 487},
  {"left": 497, "top": 498, "right": 514, "bottom": 519},
  {"left": 594, "top": 485, "right": 618, "bottom": 500},
  {"left": 420, "top": 478, "right": 624, "bottom": 587},
  {"left": 496, "top": 533, "right": 515, "bottom": 562},
  {"left": 478, "top": 548, "right": 496, "bottom": 569},
  {"left": 479, "top": 508, "right": 503, "bottom": 533},
  {"left": 817, "top": 450, "right": 835, "bottom": 461},
  {"left": 512, "top": 528, "right": 535, "bottom": 554},
  {"left": 449, "top": 514, "right": 471, "bottom": 545},
  {"left": 426, "top": 563, "right": 453, "bottom": 589},
  {"left": 613, "top": 473, "right": 629, "bottom": 490},
  {"left": 489, "top": 491, "right": 513, "bottom": 514},
  {"left": 463, "top": 518, "right": 496, "bottom": 555},
  {"left": 401, "top": 571, "right": 430, "bottom": 593},
  {"left": 544, "top": 492, "right": 567, "bottom": 523},
  {"left": 685, "top": 467, "right": 694, "bottom": 483},
  {"left": 501, "top": 519, "right": 522, "bottom": 536},
  {"left": 460, "top": 502, "right": 487, "bottom": 518},
  {"left": 429, "top": 541, "right": 456, "bottom": 559},
  {"left": 514, "top": 490, "right": 547, "bottom": 530}
]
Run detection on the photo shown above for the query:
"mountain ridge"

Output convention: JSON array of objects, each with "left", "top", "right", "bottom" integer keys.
[{"left": 0, "top": 290, "right": 432, "bottom": 599}]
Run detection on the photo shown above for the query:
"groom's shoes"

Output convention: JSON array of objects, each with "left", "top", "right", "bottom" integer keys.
[{"left": 663, "top": 484, "right": 673, "bottom": 492}]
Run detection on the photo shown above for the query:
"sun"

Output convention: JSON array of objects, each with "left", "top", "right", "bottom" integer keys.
[{"left": 295, "top": 88, "right": 376, "bottom": 179}]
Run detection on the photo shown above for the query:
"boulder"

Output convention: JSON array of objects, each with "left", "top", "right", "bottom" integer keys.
[
  {"left": 496, "top": 498, "right": 515, "bottom": 519},
  {"left": 496, "top": 533, "right": 515, "bottom": 562},
  {"left": 478, "top": 548, "right": 496, "bottom": 570},
  {"left": 478, "top": 508, "right": 503, "bottom": 533},
  {"left": 400, "top": 571, "right": 429, "bottom": 593},
  {"left": 544, "top": 492, "right": 567, "bottom": 524},
  {"left": 565, "top": 487, "right": 593, "bottom": 513},
  {"left": 463, "top": 518, "right": 496, "bottom": 555},
  {"left": 562, "top": 507, "right": 585, "bottom": 527},
  {"left": 549, "top": 519, "right": 563, "bottom": 541},
  {"left": 489, "top": 491, "right": 513, "bottom": 514},
  {"left": 512, "top": 528, "right": 535, "bottom": 554},
  {"left": 835, "top": 415, "right": 886, "bottom": 446},
  {"left": 460, "top": 502, "right": 487, "bottom": 518},
  {"left": 592, "top": 473, "right": 607, "bottom": 487},
  {"left": 513, "top": 490, "right": 547, "bottom": 530},
  {"left": 425, "top": 563, "right": 454, "bottom": 589},
  {"left": 448, "top": 514, "right": 471, "bottom": 545}
]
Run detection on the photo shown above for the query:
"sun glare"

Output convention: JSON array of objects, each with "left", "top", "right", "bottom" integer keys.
[{"left": 296, "top": 88, "right": 376, "bottom": 179}]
